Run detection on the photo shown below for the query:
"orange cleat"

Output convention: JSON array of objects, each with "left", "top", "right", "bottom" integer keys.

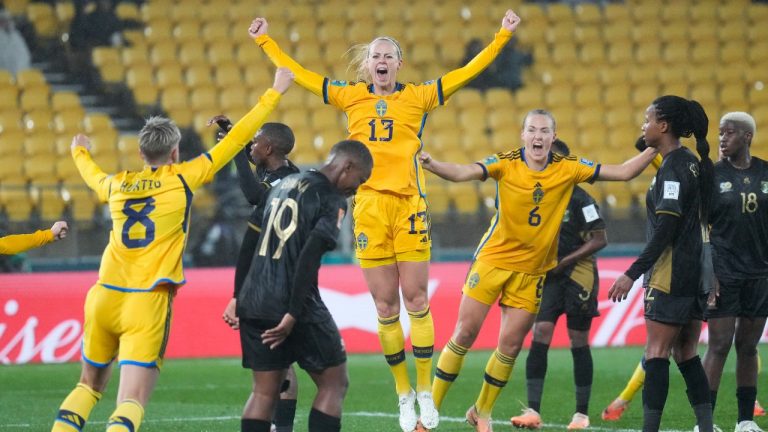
[
  {"left": 601, "top": 398, "right": 629, "bottom": 421},
  {"left": 755, "top": 400, "right": 766, "bottom": 417},
  {"left": 566, "top": 413, "right": 590, "bottom": 430},
  {"left": 510, "top": 408, "right": 542, "bottom": 429},
  {"left": 466, "top": 405, "right": 494, "bottom": 432}
]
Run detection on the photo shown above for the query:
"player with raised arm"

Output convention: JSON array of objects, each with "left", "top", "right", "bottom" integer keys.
[
  {"left": 248, "top": 10, "right": 521, "bottom": 431},
  {"left": 235, "top": 140, "right": 373, "bottom": 432},
  {"left": 0, "top": 221, "right": 69, "bottom": 254},
  {"left": 419, "top": 109, "right": 658, "bottom": 431},
  {"left": 50, "top": 67, "right": 294, "bottom": 432}
]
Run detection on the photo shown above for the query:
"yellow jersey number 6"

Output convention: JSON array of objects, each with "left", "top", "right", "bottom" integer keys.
[{"left": 528, "top": 206, "right": 541, "bottom": 226}]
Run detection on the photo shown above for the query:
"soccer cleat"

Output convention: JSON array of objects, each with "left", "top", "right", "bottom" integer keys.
[
  {"left": 602, "top": 398, "right": 629, "bottom": 421},
  {"left": 510, "top": 408, "right": 542, "bottom": 429},
  {"left": 416, "top": 391, "right": 439, "bottom": 429},
  {"left": 694, "top": 425, "right": 724, "bottom": 432},
  {"left": 755, "top": 400, "right": 766, "bottom": 417},
  {"left": 567, "top": 413, "right": 590, "bottom": 430},
  {"left": 466, "top": 405, "right": 493, "bottom": 432},
  {"left": 413, "top": 420, "right": 428, "bottom": 432},
  {"left": 734, "top": 420, "right": 764, "bottom": 432},
  {"left": 399, "top": 389, "right": 418, "bottom": 432}
]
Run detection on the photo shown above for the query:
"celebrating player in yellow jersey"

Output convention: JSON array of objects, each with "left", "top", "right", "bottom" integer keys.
[
  {"left": 0, "top": 221, "right": 68, "bottom": 255},
  {"left": 50, "top": 68, "right": 294, "bottom": 432},
  {"left": 249, "top": 10, "right": 521, "bottom": 431},
  {"left": 419, "top": 109, "right": 658, "bottom": 431}
]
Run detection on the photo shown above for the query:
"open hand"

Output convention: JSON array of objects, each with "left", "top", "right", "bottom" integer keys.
[
  {"left": 222, "top": 298, "right": 239, "bottom": 329},
  {"left": 261, "top": 313, "right": 296, "bottom": 349},
  {"left": 608, "top": 273, "right": 633, "bottom": 302}
]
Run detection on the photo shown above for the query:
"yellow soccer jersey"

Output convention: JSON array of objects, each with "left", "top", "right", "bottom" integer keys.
[
  {"left": 72, "top": 89, "right": 281, "bottom": 291},
  {"left": 0, "top": 229, "right": 54, "bottom": 255},
  {"left": 255, "top": 28, "right": 512, "bottom": 196},
  {"left": 475, "top": 149, "right": 601, "bottom": 274}
]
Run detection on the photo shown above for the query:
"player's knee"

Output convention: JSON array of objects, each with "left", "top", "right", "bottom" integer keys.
[
  {"left": 734, "top": 341, "right": 758, "bottom": 358},
  {"left": 707, "top": 338, "right": 733, "bottom": 357},
  {"left": 532, "top": 322, "right": 554, "bottom": 342}
]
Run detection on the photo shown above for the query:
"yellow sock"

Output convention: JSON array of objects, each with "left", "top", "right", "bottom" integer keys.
[
  {"left": 475, "top": 349, "right": 516, "bottom": 418},
  {"left": 619, "top": 361, "right": 646, "bottom": 402},
  {"left": 106, "top": 399, "right": 144, "bottom": 432},
  {"left": 432, "top": 339, "right": 469, "bottom": 410},
  {"left": 408, "top": 306, "right": 434, "bottom": 393},
  {"left": 378, "top": 314, "right": 411, "bottom": 396},
  {"left": 52, "top": 383, "right": 102, "bottom": 432}
]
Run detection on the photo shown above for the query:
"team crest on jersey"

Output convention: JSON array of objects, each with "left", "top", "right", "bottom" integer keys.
[
  {"left": 483, "top": 155, "right": 499, "bottom": 165},
  {"left": 330, "top": 80, "right": 347, "bottom": 86},
  {"left": 719, "top": 181, "right": 733, "bottom": 193},
  {"left": 762, "top": 181, "right": 768, "bottom": 194},
  {"left": 579, "top": 158, "right": 595, "bottom": 167},
  {"left": 744, "top": 177, "right": 751, "bottom": 185},
  {"left": 532, "top": 182, "right": 544, "bottom": 204},
  {"left": 467, "top": 272, "right": 480, "bottom": 289},
  {"left": 356, "top": 232, "right": 368, "bottom": 251},
  {"left": 688, "top": 162, "right": 699, "bottom": 178},
  {"left": 375, "top": 100, "right": 387, "bottom": 117},
  {"left": 562, "top": 209, "right": 570, "bottom": 222}
]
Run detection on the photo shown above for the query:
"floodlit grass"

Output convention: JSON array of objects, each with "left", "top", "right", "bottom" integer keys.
[{"left": 1, "top": 346, "right": 765, "bottom": 431}]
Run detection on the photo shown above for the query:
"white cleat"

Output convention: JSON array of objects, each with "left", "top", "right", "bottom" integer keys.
[
  {"left": 398, "top": 389, "right": 418, "bottom": 432},
  {"left": 416, "top": 391, "right": 439, "bottom": 429},
  {"left": 735, "top": 420, "right": 764, "bottom": 432},
  {"left": 694, "top": 425, "right": 724, "bottom": 432}
]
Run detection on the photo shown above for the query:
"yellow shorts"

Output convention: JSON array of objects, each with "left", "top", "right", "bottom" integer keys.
[
  {"left": 462, "top": 259, "right": 545, "bottom": 314},
  {"left": 82, "top": 283, "right": 175, "bottom": 369},
  {"left": 353, "top": 191, "right": 431, "bottom": 263}
]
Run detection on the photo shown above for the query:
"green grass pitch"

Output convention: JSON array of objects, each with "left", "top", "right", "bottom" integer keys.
[{"left": 2, "top": 346, "right": 765, "bottom": 431}]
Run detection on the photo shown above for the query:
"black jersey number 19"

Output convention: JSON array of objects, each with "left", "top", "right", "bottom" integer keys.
[{"left": 259, "top": 197, "right": 298, "bottom": 259}]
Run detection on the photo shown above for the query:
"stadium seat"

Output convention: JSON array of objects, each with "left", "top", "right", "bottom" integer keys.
[
  {"left": 24, "top": 155, "right": 57, "bottom": 184},
  {"left": 83, "top": 113, "right": 115, "bottom": 135},
  {"left": 55, "top": 157, "right": 80, "bottom": 183},
  {"left": 22, "top": 110, "right": 53, "bottom": 132},
  {"left": 448, "top": 182, "right": 480, "bottom": 215},
  {"left": 185, "top": 65, "right": 212, "bottom": 88},
  {"left": 0, "top": 184, "right": 33, "bottom": 222},
  {"left": 719, "top": 83, "right": 747, "bottom": 110},
  {"left": 19, "top": 86, "right": 51, "bottom": 112},
  {"left": 207, "top": 40, "right": 236, "bottom": 65},
  {"left": 550, "top": 43, "right": 579, "bottom": 65},
  {"left": 0, "top": 130, "right": 24, "bottom": 158},
  {"left": 661, "top": 3, "right": 688, "bottom": 23},
  {"left": 689, "top": 5, "right": 717, "bottom": 23},
  {"left": 155, "top": 64, "right": 185, "bottom": 89},
  {"left": 748, "top": 41, "right": 768, "bottom": 65},
  {"left": 179, "top": 42, "right": 207, "bottom": 67},
  {"left": 574, "top": 26, "right": 601, "bottom": 46},
  {"left": 26, "top": 2, "right": 58, "bottom": 39},
  {"left": 54, "top": 2, "right": 74, "bottom": 31},
  {"left": 0, "top": 109, "right": 23, "bottom": 133},
  {"left": 574, "top": 3, "right": 601, "bottom": 25},
  {"left": 64, "top": 187, "right": 98, "bottom": 223},
  {"left": 213, "top": 62, "right": 243, "bottom": 89},
  {"left": 719, "top": 41, "right": 747, "bottom": 64},
  {"left": 219, "top": 87, "right": 249, "bottom": 112},
  {"left": 602, "top": 23, "right": 631, "bottom": 44},
  {"left": 149, "top": 40, "right": 178, "bottom": 67},
  {"left": 690, "top": 41, "right": 718, "bottom": 65},
  {"left": 53, "top": 111, "right": 84, "bottom": 136}
]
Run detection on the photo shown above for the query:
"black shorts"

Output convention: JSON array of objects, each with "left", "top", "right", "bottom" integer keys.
[
  {"left": 644, "top": 287, "right": 706, "bottom": 325},
  {"left": 536, "top": 274, "right": 599, "bottom": 331},
  {"left": 240, "top": 317, "right": 347, "bottom": 373},
  {"left": 705, "top": 277, "right": 768, "bottom": 319}
]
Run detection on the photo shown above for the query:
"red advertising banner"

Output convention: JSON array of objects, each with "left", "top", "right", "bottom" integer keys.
[{"left": 2, "top": 259, "right": 765, "bottom": 364}]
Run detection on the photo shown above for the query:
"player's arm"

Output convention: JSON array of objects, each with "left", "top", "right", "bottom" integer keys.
[
  {"left": 234, "top": 152, "right": 272, "bottom": 205},
  {"left": 70, "top": 134, "right": 112, "bottom": 201},
  {"left": 440, "top": 10, "right": 519, "bottom": 98},
  {"left": 419, "top": 151, "right": 486, "bottom": 182},
  {"left": 250, "top": 18, "right": 325, "bottom": 98},
  {"left": 597, "top": 147, "right": 659, "bottom": 181},
  {"left": 552, "top": 229, "right": 607, "bottom": 274},
  {"left": 635, "top": 136, "right": 663, "bottom": 169},
  {"left": 203, "top": 68, "right": 294, "bottom": 178},
  {"left": 0, "top": 221, "right": 68, "bottom": 255}
]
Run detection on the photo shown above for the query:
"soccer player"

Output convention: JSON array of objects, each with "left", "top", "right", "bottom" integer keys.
[
  {"left": 419, "top": 109, "right": 658, "bottom": 432},
  {"left": 702, "top": 111, "right": 768, "bottom": 432},
  {"left": 0, "top": 221, "right": 69, "bottom": 254},
  {"left": 248, "top": 10, "right": 521, "bottom": 431},
  {"left": 510, "top": 139, "right": 607, "bottom": 430},
  {"left": 235, "top": 140, "right": 373, "bottom": 432},
  {"left": 50, "top": 67, "right": 294, "bottom": 432},
  {"left": 608, "top": 95, "right": 715, "bottom": 432},
  {"left": 212, "top": 116, "right": 302, "bottom": 432}
]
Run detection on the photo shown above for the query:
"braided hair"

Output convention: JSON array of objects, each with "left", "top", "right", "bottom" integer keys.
[{"left": 651, "top": 95, "right": 713, "bottom": 226}]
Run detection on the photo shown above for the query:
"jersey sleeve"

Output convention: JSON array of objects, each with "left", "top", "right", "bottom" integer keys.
[
  {"left": 255, "top": 35, "right": 326, "bottom": 98},
  {"left": 576, "top": 190, "right": 606, "bottom": 232},
  {"left": 0, "top": 230, "right": 54, "bottom": 255},
  {"left": 71, "top": 146, "right": 114, "bottom": 202},
  {"left": 654, "top": 165, "right": 687, "bottom": 217},
  {"left": 440, "top": 28, "right": 513, "bottom": 99},
  {"left": 569, "top": 155, "right": 601, "bottom": 184},
  {"left": 177, "top": 88, "right": 282, "bottom": 190},
  {"left": 308, "top": 191, "right": 347, "bottom": 249},
  {"left": 479, "top": 153, "right": 504, "bottom": 181}
]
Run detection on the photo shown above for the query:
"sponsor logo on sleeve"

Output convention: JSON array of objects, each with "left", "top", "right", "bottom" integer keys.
[
  {"left": 582, "top": 204, "right": 600, "bottom": 222},
  {"left": 483, "top": 155, "right": 499, "bottom": 165},
  {"left": 330, "top": 80, "right": 347, "bottom": 86},
  {"left": 663, "top": 181, "right": 680, "bottom": 200},
  {"left": 579, "top": 158, "right": 595, "bottom": 167}
]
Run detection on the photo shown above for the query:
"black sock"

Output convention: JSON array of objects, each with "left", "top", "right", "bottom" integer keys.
[
  {"left": 677, "top": 356, "right": 712, "bottom": 432},
  {"left": 526, "top": 341, "right": 549, "bottom": 412},
  {"left": 643, "top": 358, "right": 670, "bottom": 432},
  {"left": 308, "top": 408, "right": 341, "bottom": 432},
  {"left": 274, "top": 399, "right": 297, "bottom": 432},
  {"left": 710, "top": 390, "right": 718, "bottom": 413},
  {"left": 737, "top": 386, "right": 757, "bottom": 423},
  {"left": 572, "top": 345, "right": 593, "bottom": 415},
  {"left": 242, "top": 418, "right": 272, "bottom": 432}
]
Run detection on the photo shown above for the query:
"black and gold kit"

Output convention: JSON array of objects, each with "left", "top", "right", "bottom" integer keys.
[
  {"left": 707, "top": 157, "right": 768, "bottom": 318},
  {"left": 537, "top": 186, "right": 604, "bottom": 326}
]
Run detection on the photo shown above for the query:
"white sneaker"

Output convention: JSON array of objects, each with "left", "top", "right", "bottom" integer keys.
[
  {"left": 735, "top": 420, "right": 764, "bottom": 432},
  {"left": 694, "top": 425, "right": 724, "bottom": 432},
  {"left": 416, "top": 391, "right": 439, "bottom": 429},
  {"left": 398, "top": 389, "right": 418, "bottom": 432}
]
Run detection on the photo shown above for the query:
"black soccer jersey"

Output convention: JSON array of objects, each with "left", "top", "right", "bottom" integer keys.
[
  {"left": 643, "top": 147, "right": 703, "bottom": 296},
  {"left": 241, "top": 159, "right": 300, "bottom": 226},
  {"left": 557, "top": 186, "right": 605, "bottom": 289},
  {"left": 710, "top": 157, "right": 768, "bottom": 279},
  {"left": 237, "top": 171, "right": 348, "bottom": 322}
]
